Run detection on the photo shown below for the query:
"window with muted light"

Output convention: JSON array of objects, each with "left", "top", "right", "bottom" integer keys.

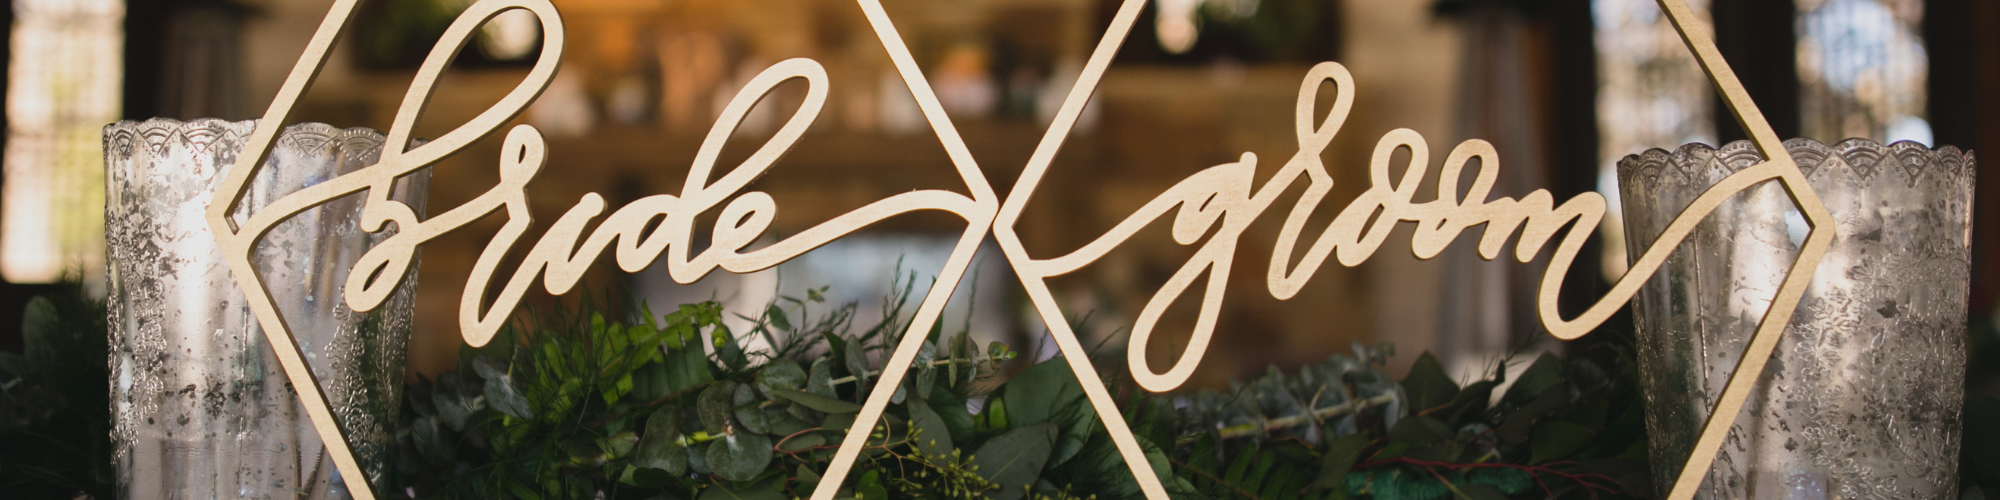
[
  {"left": 2, "top": 0, "right": 122, "bottom": 284},
  {"left": 1796, "top": 0, "right": 1930, "bottom": 144},
  {"left": 1591, "top": 0, "right": 1716, "bottom": 279},
  {"left": 1587, "top": 0, "right": 1932, "bottom": 278}
]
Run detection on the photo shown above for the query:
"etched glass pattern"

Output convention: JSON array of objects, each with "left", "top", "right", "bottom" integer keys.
[
  {"left": 1617, "top": 138, "right": 1972, "bottom": 499},
  {"left": 103, "top": 119, "right": 427, "bottom": 499}
]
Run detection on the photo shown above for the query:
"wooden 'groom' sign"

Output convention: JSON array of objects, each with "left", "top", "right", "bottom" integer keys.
[{"left": 206, "top": 1, "right": 1833, "bottom": 499}]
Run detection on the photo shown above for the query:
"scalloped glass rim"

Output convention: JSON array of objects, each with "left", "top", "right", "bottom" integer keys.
[{"left": 1622, "top": 137, "right": 1974, "bottom": 174}]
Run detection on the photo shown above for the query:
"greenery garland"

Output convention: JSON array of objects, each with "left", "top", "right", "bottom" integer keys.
[
  {"left": 391, "top": 273, "right": 1659, "bottom": 500},
  {"left": 1, "top": 280, "right": 1996, "bottom": 499}
]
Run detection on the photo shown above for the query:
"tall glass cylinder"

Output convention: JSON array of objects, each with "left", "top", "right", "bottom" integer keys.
[
  {"left": 1617, "top": 138, "right": 1973, "bottom": 499},
  {"left": 103, "top": 118, "right": 427, "bottom": 499}
]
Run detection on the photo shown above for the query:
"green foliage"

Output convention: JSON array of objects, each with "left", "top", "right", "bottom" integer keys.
[
  {"left": 395, "top": 275, "right": 1028, "bottom": 499},
  {"left": 1123, "top": 341, "right": 1657, "bottom": 500},
  {"left": 0, "top": 285, "right": 114, "bottom": 500},
  {"left": 2, "top": 279, "right": 1985, "bottom": 500},
  {"left": 395, "top": 277, "right": 1663, "bottom": 500}
]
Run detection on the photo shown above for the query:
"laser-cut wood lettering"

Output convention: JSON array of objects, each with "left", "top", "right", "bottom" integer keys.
[{"left": 206, "top": 1, "right": 1832, "bottom": 499}]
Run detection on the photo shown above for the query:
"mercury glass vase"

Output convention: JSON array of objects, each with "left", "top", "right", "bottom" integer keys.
[
  {"left": 103, "top": 118, "right": 427, "bottom": 499},
  {"left": 1617, "top": 138, "right": 1973, "bottom": 499}
]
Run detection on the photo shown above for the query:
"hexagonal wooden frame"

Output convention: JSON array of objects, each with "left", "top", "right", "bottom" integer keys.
[{"left": 205, "top": 1, "right": 1831, "bottom": 499}]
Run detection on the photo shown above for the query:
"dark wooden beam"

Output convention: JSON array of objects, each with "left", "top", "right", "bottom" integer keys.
[
  {"left": 1926, "top": 0, "right": 2000, "bottom": 317},
  {"left": 1710, "top": 0, "right": 1800, "bottom": 143}
]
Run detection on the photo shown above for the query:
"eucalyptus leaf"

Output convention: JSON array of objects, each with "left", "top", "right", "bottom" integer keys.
[
  {"left": 768, "top": 416, "right": 814, "bottom": 437},
  {"left": 1502, "top": 352, "right": 1563, "bottom": 405},
  {"left": 1446, "top": 380, "right": 1498, "bottom": 425},
  {"left": 969, "top": 423, "right": 1056, "bottom": 500},
  {"left": 622, "top": 465, "right": 674, "bottom": 488},
  {"left": 795, "top": 464, "right": 822, "bottom": 492},
  {"left": 633, "top": 406, "right": 687, "bottom": 474},
  {"left": 765, "top": 303, "right": 793, "bottom": 331},
  {"left": 822, "top": 412, "right": 856, "bottom": 433},
  {"left": 906, "top": 398, "right": 953, "bottom": 459},
  {"left": 598, "top": 431, "right": 639, "bottom": 458},
  {"left": 432, "top": 372, "right": 478, "bottom": 431},
  {"left": 822, "top": 332, "right": 849, "bottom": 373},
  {"left": 1002, "top": 359, "right": 1093, "bottom": 466},
  {"left": 1401, "top": 352, "right": 1458, "bottom": 411},
  {"left": 412, "top": 416, "right": 453, "bottom": 465},
  {"left": 787, "top": 400, "right": 816, "bottom": 422},
  {"left": 948, "top": 334, "right": 968, "bottom": 389},
  {"left": 771, "top": 388, "right": 861, "bottom": 414},
  {"left": 562, "top": 438, "right": 604, "bottom": 466},
  {"left": 733, "top": 383, "right": 782, "bottom": 434},
  {"left": 755, "top": 360, "right": 807, "bottom": 398},
  {"left": 483, "top": 374, "right": 534, "bottom": 420},
  {"left": 703, "top": 433, "right": 774, "bottom": 482},
  {"left": 1500, "top": 384, "right": 1569, "bottom": 444},
  {"left": 777, "top": 432, "right": 825, "bottom": 452},
  {"left": 699, "top": 382, "right": 738, "bottom": 434},
  {"left": 1001, "top": 360, "right": 1079, "bottom": 425},
  {"left": 687, "top": 441, "right": 711, "bottom": 475},
  {"left": 844, "top": 340, "right": 872, "bottom": 400},
  {"left": 807, "top": 358, "right": 837, "bottom": 397},
  {"left": 926, "top": 385, "right": 976, "bottom": 445},
  {"left": 987, "top": 341, "right": 1013, "bottom": 363},
  {"left": 470, "top": 354, "right": 509, "bottom": 383},
  {"left": 914, "top": 364, "right": 936, "bottom": 402},
  {"left": 715, "top": 325, "right": 749, "bottom": 370},
  {"left": 856, "top": 469, "right": 889, "bottom": 500},
  {"left": 915, "top": 340, "right": 937, "bottom": 365}
]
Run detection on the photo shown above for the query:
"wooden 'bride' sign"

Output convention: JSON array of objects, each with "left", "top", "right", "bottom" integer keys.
[{"left": 206, "top": 0, "right": 1832, "bottom": 499}]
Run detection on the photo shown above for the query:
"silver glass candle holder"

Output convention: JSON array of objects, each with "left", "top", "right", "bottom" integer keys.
[
  {"left": 1618, "top": 138, "right": 1973, "bottom": 499},
  {"left": 103, "top": 118, "right": 428, "bottom": 499}
]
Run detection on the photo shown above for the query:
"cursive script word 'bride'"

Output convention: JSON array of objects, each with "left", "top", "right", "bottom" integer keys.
[{"left": 339, "top": 58, "right": 986, "bottom": 347}]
